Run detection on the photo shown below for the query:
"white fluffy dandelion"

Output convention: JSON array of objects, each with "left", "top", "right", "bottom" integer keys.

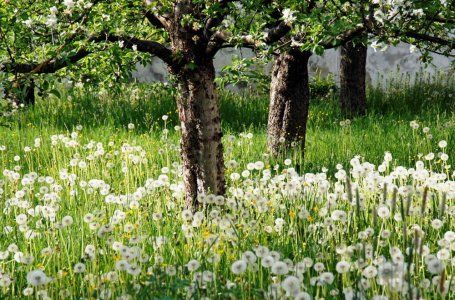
[
  {"left": 231, "top": 260, "right": 247, "bottom": 275},
  {"left": 187, "top": 259, "right": 200, "bottom": 272},
  {"left": 271, "top": 261, "right": 289, "bottom": 275},
  {"left": 336, "top": 261, "right": 351, "bottom": 274},
  {"left": 26, "top": 270, "right": 50, "bottom": 286},
  {"left": 281, "top": 275, "right": 301, "bottom": 295},
  {"left": 73, "top": 262, "right": 86, "bottom": 273}
]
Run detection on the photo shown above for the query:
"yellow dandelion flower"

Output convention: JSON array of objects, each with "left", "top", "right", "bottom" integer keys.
[{"left": 289, "top": 210, "right": 296, "bottom": 219}]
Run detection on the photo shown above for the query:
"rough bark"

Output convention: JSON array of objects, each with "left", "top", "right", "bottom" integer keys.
[
  {"left": 172, "top": 62, "right": 225, "bottom": 207},
  {"left": 267, "top": 50, "right": 311, "bottom": 155},
  {"left": 340, "top": 41, "right": 367, "bottom": 117},
  {"left": 168, "top": 16, "right": 225, "bottom": 208}
]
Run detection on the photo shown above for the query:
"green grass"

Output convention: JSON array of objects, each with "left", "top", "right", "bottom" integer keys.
[
  {"left": 5, "top": 72, "right": 454, "bottom": 172},
  {"left": 0, "top": 73, "right": 453, "bottom": 299}
]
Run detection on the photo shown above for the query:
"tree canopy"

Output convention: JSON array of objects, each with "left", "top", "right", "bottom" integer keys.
[{"left": 0, "top": 0, "right": 453, "bottom": 92}]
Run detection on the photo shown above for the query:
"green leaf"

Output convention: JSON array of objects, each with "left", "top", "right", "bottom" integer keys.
[{"left": 49, "top": 89, "right": 61, "bottom": 99}]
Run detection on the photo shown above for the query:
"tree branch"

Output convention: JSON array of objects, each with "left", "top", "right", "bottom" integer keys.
[
  {"left": 405, "top": 31, "right": 454, "bottom": 49},
  {"left": 144, "top": 10, "right": 168, "bottom": 29},
  {"left": 1, "top": 34, "right": 177, "bottom": 75},
  {"left": 319, "top": 27, "right": 366, "bottom": 50},
  {"left": 264, "top": 22, "right": 291, "bottom": 44},
  {"left": 204, "top": 0, "right": 236, "bottom": 38},
  {"left": 426, "top": 15, "right": 455, "bottom": 25},
  {"left": 1, "top": 48, "right": 92, "bottom": 74},
  {"left": 99, "top": 34, "right": 176, "bottom": 65}
]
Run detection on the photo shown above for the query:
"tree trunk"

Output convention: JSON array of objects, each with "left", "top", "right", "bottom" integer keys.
[
  {"left": 172, "top": 61, "right": 225, "bottom": 208},
  {"left": 164, "top": 8, "right": 227, "bottom": 208},
  {"left": 267, "top": 50, "right": 311, "bottom": 155},
  {"left": 339, "top": 41, "right": 367, "bottom": 117}
]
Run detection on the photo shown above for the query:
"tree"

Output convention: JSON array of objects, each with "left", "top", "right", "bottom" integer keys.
[
  {"left": 338, "top": 1, "right": 454, "bottom": 117},
  {"left": 267, "top": 49, "right": 312, "bottom": 155},
  {"left": 264, "top": 1, "right": 454, "bottom": 154},
  {"left": 1, "top": 0, "right": 453, "bottom": 204},
  {"left": 339, "top": 39, "right": 367, "bottom": 117},
  {"left": 229, "top": 0, "right": 453, "bottom": 155},
  {"left": 0, "top": 0, "right": 255, "bottom": 208},
  {"left": 227, "top": 1, "right": 367, "bottom": 154}
]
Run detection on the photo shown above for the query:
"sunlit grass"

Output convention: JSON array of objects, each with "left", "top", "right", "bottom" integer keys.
[{"left": 0, "top": 73, "right": 453, "bottom": 299}]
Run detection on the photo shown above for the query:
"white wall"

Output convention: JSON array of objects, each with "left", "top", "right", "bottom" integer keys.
[{"left": 133, "top": 43, "right": 454, "bottom": 86}]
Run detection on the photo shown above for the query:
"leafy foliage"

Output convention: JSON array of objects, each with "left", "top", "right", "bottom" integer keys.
[{"left": 1, "top": 1, "right": 452, "bottom": 99}]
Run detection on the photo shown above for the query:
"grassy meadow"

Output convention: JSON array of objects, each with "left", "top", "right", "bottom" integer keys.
[{"left": 0, "top": 73, "right": 453, "bottom": 299}]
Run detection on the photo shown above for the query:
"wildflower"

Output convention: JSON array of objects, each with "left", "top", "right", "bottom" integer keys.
[
  {"left": 255, "top": 246, "right": 269, "bottom": 258},
  {"left": 16, "top": 214, "right": 27, "bottom": 225},
  {"left": 165, "top": 266, "right": 177, "bottom": 276},
  {"left": 26, "top": 270, "right": 50, "bottom": 286},
  {"left": 23, "top": 287, "right": 34, "bottom": 296},
  {"left": 377, "top": 205, "right": 390, "bottom": 219},
  {"left": 427, "top": 258, "right": 445, "bottom": 274},
  {"left": 319, "top": 272, "right": 334, "bottom": 284},
  {"left": 438, "top": 140, "right": 447, "bottom": 148},
  {"left": 378, "top": 262, "right": 394, "bottom": 280},
  {"left": 62, "top": 215, "right": 74, "bottom": 227},
  {"left": 281, "top": 276, "right": 301, "bottom": 296},
  {"left": 202, "top": 270, "right": 215, "bottom": 282},
  {"left": 336, "top": 261, "right": 351, "bottom": 274},
  {"left": 226, "top": 280, "right": 236, "bottom": 289},
  {"left": 425, "top": 152, "right": 435, "bottom": 160},
  {"left": 295, "top": 292, "right": 312, "bottom": 300},
  {"left": 73, "top": 262, "right": 86, "bottom": 273},
  {"left": 410, "top": 120, "right": 419, "bottom": 130},
  {"left": 261, "top": 255, "right": 275, "bottom": 268},
  {"left": 271, "top": 261, "right": 289, "bottom": 275},
  {"left": 362, "top": 265, "right": 378, "bottom": 279},
  {"left": 444, "top": 231, "right": 455, "bottom": 242},
  {"left": 126, "top": 264, "right": 141, "bottom": 276},
  {"left": 115, "top": 260, "right": 129, "bottom": 271},
  {"left": 231, "top": 260, "right": 247, "bottom": 275},
  {"left": 241, "top": 251, "right": 257, "bottom": 263},
  {"left": 314, "top": 262, "right": 325, "bottom": 272},
  {"left": 0, "top": 251, "right": 9, "bottom": 260},
  {"left": 254, "top": 161, "right": 264, "bottom": 170},
  {"left": 45, "top": 14, "right": 57, "bottom": 27},
  {"left": 0, "top": 275, "right": 12, "bottom": 287},
  {"left": 437, "top": 249, "right": 450, "bottom": 261},
  {"left": 187, "top": 259, "right": 200, "bottom": 272},
  {"left": 431, "top": 219, "right": 443, "bottom": 230}
]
